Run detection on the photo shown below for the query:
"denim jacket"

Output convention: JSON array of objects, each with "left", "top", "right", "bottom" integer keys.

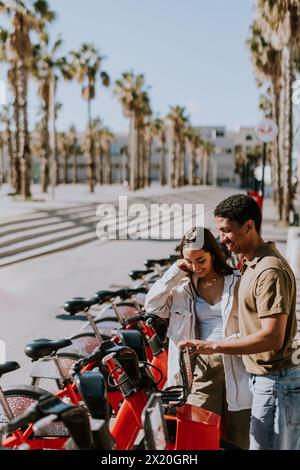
[{"left": 144, "top": 263, "right": 252, "bottom": 411}]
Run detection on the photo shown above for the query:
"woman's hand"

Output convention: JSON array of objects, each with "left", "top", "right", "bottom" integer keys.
[
  {"left": 177, "top": 259, "right": 192, "bottom": 273},
  {"left": 177, "top": 339, "right": 217, "bottom": 356}
]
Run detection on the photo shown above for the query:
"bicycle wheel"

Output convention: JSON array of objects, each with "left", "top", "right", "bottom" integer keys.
[
  {"left": 31, "top": 353, "right": 81, "bottom": 392},
  {"left": 57, "top": 336, "right": 96, "bottom": 357},
  {"left": 63, "top": 332, "right": 111, "bottom": 357},
  {"left": 1, "top": 385, "right": 69, "bottom": 439},
  {"left": 92, "top": 303, "right": 140, "bottom": 326}
]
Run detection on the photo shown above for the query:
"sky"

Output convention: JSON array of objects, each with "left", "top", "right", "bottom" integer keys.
[{"left": 1, "top": 0, "right": 261, "bottom": 134}]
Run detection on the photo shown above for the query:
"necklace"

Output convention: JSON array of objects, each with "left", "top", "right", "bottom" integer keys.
[{"left": 198, "top": 275, "right": 219, "bottom": 290}]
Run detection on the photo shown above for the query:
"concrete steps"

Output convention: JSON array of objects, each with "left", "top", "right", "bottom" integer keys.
[
  {"left": 0, "top": 188, "right": 219, "bottom": 268},
  {"left": 0, "top": 203, "right": 102, "bottom": 267}
]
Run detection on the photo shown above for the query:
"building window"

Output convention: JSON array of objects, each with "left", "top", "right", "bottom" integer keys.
[
  {"left": 226, "top": 148, "right": 232, "bottom": 154},
  {"left": 216, "top": 130, "right": 224, "bottom": 137},
  {"left": 246, "top": 135, "right": 253, "bottom": 141}
]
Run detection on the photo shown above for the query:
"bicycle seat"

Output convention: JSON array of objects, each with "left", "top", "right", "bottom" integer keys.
[
  {"left": 117, "top": 330, "right": 147, "bottom": 362},
  {"left": 128, "top": 269, "right": 154, "bottom": 280},
  {"left": 25, "top": 338, "right": 72, "bottom": 360},
  {"left": 117, "top": 286, "right": 147, "bottom": 300},
  {"left": 0, "top": 361, "right": 20, "bottom": 377},
  {"left": 93, "top": 289, "right": 126, "bottom": 304},
  {"left": 74, "top": 371, "right": 110, "bottom": 421},
  {"left": 144, "top": 258, "right": 171, "bottom": 268},
  {"left": 63, "top": 297, "right": 97, "bottom": 315}
]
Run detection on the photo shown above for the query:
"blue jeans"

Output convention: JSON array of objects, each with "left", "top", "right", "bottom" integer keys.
[{"left": 249, "top": 365, "right": 300, "bottom": 450}]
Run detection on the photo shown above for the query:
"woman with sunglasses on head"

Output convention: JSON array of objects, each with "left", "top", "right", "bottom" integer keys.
[{"left": 144, "top": 227, "right": 252, "bottom": 449}]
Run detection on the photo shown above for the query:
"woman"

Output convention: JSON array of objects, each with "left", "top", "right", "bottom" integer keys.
[{"left": 144, "top": 227, "right": 252, "bottom": 449}]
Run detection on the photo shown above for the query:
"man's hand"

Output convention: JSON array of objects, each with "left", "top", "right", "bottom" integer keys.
[
  {"left": 177, "top": 259, "right": 192, "bottom": 273},
  {"left": 177, "top": 340, "right": 216, "bottom": 356}
]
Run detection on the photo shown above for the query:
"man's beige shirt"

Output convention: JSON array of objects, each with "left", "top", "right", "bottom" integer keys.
[{"left": 239, "top": 241, "right": 297, "bottom": 375}]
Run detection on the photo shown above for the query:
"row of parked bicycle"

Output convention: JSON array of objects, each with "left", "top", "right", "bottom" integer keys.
[{"left": 0, "top": 251, "right": 221, "bottom": 450}]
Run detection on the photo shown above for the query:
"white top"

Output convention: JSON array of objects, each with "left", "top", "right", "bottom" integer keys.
[
  {"left": 144, "top": 264, "right": 253, "bottom": 411},
  {"left": 195, "top": 296, "right": 224, "bottom": 340}
]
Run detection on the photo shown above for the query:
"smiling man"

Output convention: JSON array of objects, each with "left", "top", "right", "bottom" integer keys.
[{"left": 178, "top": 194, "right": 300, "bottom": 450}]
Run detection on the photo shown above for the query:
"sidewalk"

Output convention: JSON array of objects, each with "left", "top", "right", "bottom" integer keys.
[
  {"left": 0, "top": 182, "right": 208, "bottom": 222},
  {"left": 0, "top": 188, "right": 299, "bottom": 386}
]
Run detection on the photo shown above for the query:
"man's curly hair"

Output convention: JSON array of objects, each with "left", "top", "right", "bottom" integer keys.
[{"left": 214, "top": 194, "right": 262, "bottom": 233}]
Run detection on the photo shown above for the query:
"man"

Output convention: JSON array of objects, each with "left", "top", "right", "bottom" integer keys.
[{"left": 179, "top": 194, "right": 300, "bottom": 450}]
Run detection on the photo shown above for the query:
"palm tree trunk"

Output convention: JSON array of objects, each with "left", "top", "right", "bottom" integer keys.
[
  {"left": 203, "top": 152, "right": 208, "bottom": 185},
  {"left": 179, "top": 142, "right": 185, "bottom": 186},
  {"left": 53, "top": 81, "right": 59, "bottom": 186},
  {"left": 98, "top": 144, "right": 104, "bottom": 184},
  {"left": 137, "top": 126, "right": 141, "bottom": 189},
  {"left": 12, "top": 66, "right": 21, "bottom": 193},
  {"left": 160, "top": 134, "right": 166, "bottom": 186},
  {"left": 5, "top": 114, "right": 14, "bottom": 187},
  {"left": 281, "top": 44, "right": 293, "bottom": 224},
  {"left": 87, "top": 98, "right": 95, "bottom": 193},
  {"left": 271, "top": 77, "right": 282, "bottom": 220},
  {"left": 137, "top": 124, "right": 144, "bottom": 189},
  {"left": 73, "top": 153, "right": 78, "bottom": 184},
  {"left": 19, "top": 61, "right": 31, "bottom": 199},
  {"left": 129, "top": 114, "right": 137, "bottom": 191},
  {"left": 175, "top": 139, "right": 181, "bottom": 187},
  {"left": 189, "top": 148, "right": 196, "bottom": 185},
  {"left": 144, "top": 135, "right": 151, "bottom": 187},
  {"left": 63, "top": 151, "right": 68, "bottom": 184},
  {"left": 170, "top": 135, "right": 176, "bottom": 188},
  {"left": 41, "top": 100, "right": 50, "bottom": 193},
  {"left": 106, "top": 143, "right": 112, "bottom": 184}
]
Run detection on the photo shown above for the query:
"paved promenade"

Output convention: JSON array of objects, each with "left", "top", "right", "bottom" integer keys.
[{"left": 0, "top": 184, "right": 299, "bottom": 387}]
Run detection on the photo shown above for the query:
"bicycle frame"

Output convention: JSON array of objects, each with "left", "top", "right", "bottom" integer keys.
[{"left": 1, "top": 338, "right": 165, "bottom": 450}]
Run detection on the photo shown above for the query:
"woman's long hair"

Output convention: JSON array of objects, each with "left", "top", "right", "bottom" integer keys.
[{"left": 178, "top": 227, "right": 234, "bottom": 276}]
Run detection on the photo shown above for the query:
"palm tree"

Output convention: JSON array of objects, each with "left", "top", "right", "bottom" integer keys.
[
  {"left": 0, "top": 104, "right": 14, "bottom": 187},
  {"left": 31, "top": 34, "right": 67, "bottom": 193},
  {"left": 259, "top": 88, "right": 282, "bottom": 205},
  {"left": 81, "top": 117, "right": 113, "bottom": 185},
  {"left": 68, "top": 43, "right": 110, "bottom": 193},
  {"left": 256, "top": 0, "right": 300, "bottom": 223},
  {"left": 114, "top": 72, "right": 151, "bottom": 191},
  {"left": 235, "top": 144, "right": 262, "bottom": 189},
  {"left": 120, "top": 145, "right": 129, "bottom": 183},
  {"left": 185, "top": 126, "right": 203, "bottom": 186},
  {"left": 0, "top": 0, "right": 55, "bottom": 198},
  {"left": 66, "top": 125, "right": 78, "bottom": 185},
  {"left": 53, "top": 101, "right": 63, "bottom": 185},
  {"left": 57, "top": 131, "right": 69, "bottom": 184},
  {"left": 247, "top": 19, "right": 283, "bottom": 218},
  {"left": 85, "top": 117, "right": 102, "bottom": 184},
  {"left": 202, "top": 140, "right": 215, "bottom": 186},
  {"left": 167, "top": 106, "right": 189, "bottom": 188},
  {"left": 151, "top": 117, "right": 167, "bottom": 186},
  {"left": 100, "top": 126, "right": 114, "bottom": 185}
]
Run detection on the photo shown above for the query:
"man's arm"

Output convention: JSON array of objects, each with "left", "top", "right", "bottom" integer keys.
[{"left": 178, "top": 314, "right": 287, "bottom": 355}]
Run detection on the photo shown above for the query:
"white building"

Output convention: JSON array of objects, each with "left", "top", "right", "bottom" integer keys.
[{"left": 0, "top": 126, "right": 262, "bottom": 188}]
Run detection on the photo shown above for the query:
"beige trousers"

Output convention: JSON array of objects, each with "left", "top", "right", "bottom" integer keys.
[{"left": 187, "top": 353, "right": 250, "bottom": 449}]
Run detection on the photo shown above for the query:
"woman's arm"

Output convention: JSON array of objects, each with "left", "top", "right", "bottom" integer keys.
[{"left": 144, "top": 262, "right": 188, "bottom": 318}]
